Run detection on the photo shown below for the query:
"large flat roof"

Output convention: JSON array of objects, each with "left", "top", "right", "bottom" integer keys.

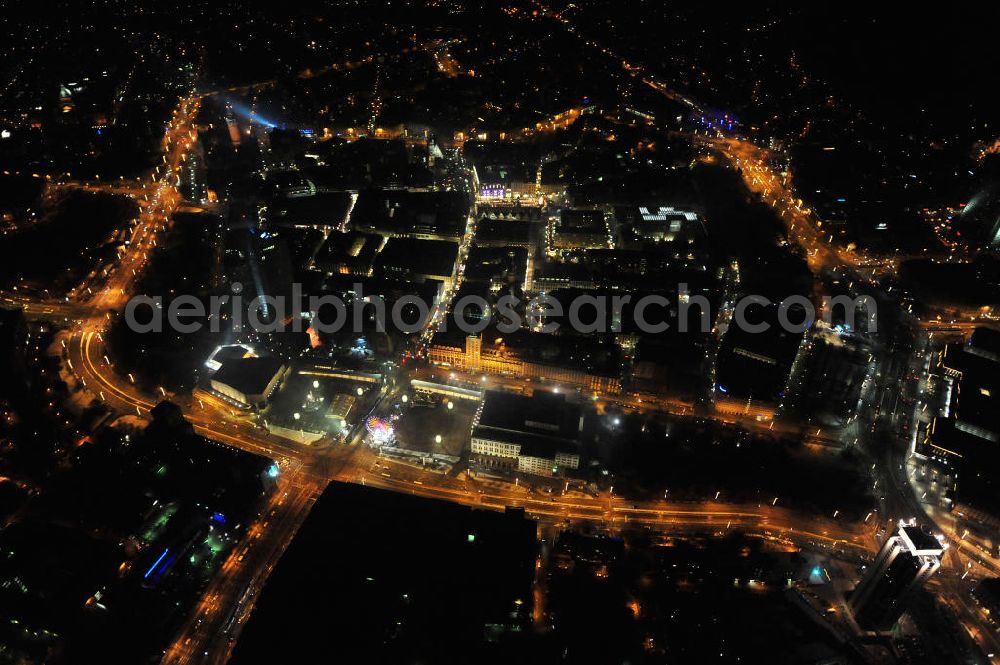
[
  {"left": 970, "top": 326, "right": 1000, "bottom": 362},
  {"left": 375, "top": 237, "right": 459, "bottom": 278},
  {"left": 475, "top": 390, "right": 582, "bottom": 457},
  {"left": 941, "top": 342, "right": 998, "bottom": 433},
  {"left": 899, "top": 525, "right": 944, "bottom": 556},
  {"left": 212, "top": 357, "right": 285, "bottom": 396}
]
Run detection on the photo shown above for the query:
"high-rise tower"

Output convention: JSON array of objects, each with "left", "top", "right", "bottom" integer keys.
[{"left": 849, "top": 522, "right": 945, "bottom": 632}]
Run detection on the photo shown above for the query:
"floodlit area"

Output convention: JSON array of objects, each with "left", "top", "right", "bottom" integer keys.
[
  {"left": 264, "top": 365, "right": 381, "bottom": 444},
  {"left": 392, "top": 393, "right": 478, "bottom": 458}
]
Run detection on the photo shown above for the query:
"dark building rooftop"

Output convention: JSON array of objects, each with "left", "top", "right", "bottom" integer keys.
[
  {"left": 550, "top": 208, "right": 610, "bottom": 250},
  {"left": 352, "top": 189, "right": 470, "bottom": 240},
  {"left": 476, "top": 389, "right": 583, "bottom": 457},
  {"left": 374, "top": 237, "right": 459, "bottom": 281},
  {"left": 939, "top": 337, "right": 998, "bottom": 437},
  {"left": 302, "top": 138, "right": 433, "bottom": 190},
  {"left": 266, "top": 191, "right": 353, "bottom": 229},
  {"left": 970, "top": 326, "right": 1000, "bottom": 361},
  {"left": 925, "top": 331, "right": 1000, "bottom": 512},
  {"left": 558, "top": 208, "right": 606, "bottom": 232},
  {"left": 211, "top": 356, "right": 285, "bottom": 397},
  {"left": 474, "top": 218, "right": 535, "bottom": 247},
  {"left": 313, "top": 230, "right": 384, "bottom": 276},
  {"left": 715, "top": 302, "right": 806, "bottom": 403},
  {"left": 463, "top": 245, "right": 527, "bottom": 286},
  {"left": 899, "top": 525, "right": 945, "bottom": 555}
]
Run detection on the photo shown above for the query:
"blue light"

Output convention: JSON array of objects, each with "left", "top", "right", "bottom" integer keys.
[
  {"left": 267, "top": 463, "right": 279, "bottom": 478},
  {"left": 812, "top": 566, "right": 822, "bottom": 577},
  {"left": 718, "top": 385, "right": 728, "bottom": 394},
  {"left": 211, "top": 512, "right": 226, "bottom": 524},
  {"left": 226, "top": 99, "right": 278, "bottom": 129},
  {"left": 144, "top": 548, "right": 170, "bottom": 579}
]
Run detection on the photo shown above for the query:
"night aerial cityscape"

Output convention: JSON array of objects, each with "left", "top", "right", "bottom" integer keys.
[{"left": 1, "top": 3, "right": 999, "bottom": 664}]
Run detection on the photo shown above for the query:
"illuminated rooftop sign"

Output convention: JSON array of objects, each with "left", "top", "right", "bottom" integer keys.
[{"left": 638, "top": 206, "right": 698, "bottom": 223}]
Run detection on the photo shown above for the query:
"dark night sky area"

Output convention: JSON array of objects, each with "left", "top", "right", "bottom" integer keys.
[{"left": 792, "top": 6, "right": 998, "bottom": 123}]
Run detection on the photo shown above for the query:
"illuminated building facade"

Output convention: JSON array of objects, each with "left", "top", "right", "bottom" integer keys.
[{"left": 429, "top": 334, "right": 621, "bottom": 394}]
